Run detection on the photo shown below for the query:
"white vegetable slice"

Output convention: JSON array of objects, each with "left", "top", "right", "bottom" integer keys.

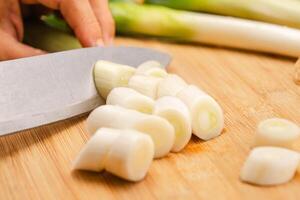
[
  {"left": 136, "top": 60, "right": 168, "bottom": 78},
  {"left": 157, "top": 74, "right": 188, "bottom": 98},
  {"left": 86, "top": 105, "right": 175, "bottom": 158},
  {"left": 72, "top": 128, "right": 121, "bottom": 171},
  {"left": 138, "top": 60, "right": 162, "bottom": 70},
  {"left": 128, "top": 75, "right": 163, "bottom": 99},
  {"left": 93, "top": 60, "right": 136, "bottom": 98},
  {"left": 106, "top": 87, "right": 155, "bottom": 114},
  {"left": 153, "top": 96, "right": 192, "bottom": 152},
  {"left": 254, "top": 118, "right": 300, "bottom": 148},
  {"left": 177, "top": 85, "right": 224, "bottom": 140},
  {"left": 72, "top": 128, "right": 154, "bottom": 182},
  {"left": 105, "top": 130, "right": 154, "bottom": 181},
  {"left": 240, "top": 147, "right": 300, "bottom": 186}
]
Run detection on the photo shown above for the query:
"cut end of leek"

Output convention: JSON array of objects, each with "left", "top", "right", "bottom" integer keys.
[
  {"left": 86, "top": 105, "right": 122, "bottom": 135},
  {"left": 254, "top": 118, "right": 300, "bottom": 148},
  {"left": 73, "top": 127, "right": 154, "bottom": 181},
  {"left": 93, "top": 60, "right": 136, "bottom": 99},
  {"left": 128, "top": 75, "right": 163, "bottom": 99},
  {"left": 177, "top": 85, "right": 224, "bottom": 140},
  {"left": 86, "top": 105, "right": 175, "bottom": 158},
  {"left": 134, "top": 116, "right": 175, "bottom": 158},
  {"left": 193, "top": 96, "right": 224, "bottom": 140},
  {"left": 136, "top": 60, "right": 168, "bottom": 78},
  {"left": 153, "top": 96, "right": 192, "bottom": 152},
  {"left": 106, "top": 87, "right": 155, "bottom": 114},
  {"left": 105, "top": 129, "right": 154, "bottom": 181},
  {"left": 72, "top": 128, "right": 120, "bottom": 171},
  {"left": 240, "top": 147, "right": 300, "bottom": 186},
  {"left": 157, "top": 74, "right": 188, "bottom": 98}
]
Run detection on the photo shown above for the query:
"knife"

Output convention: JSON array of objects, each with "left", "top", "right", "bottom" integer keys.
[{"left": 0, "top": 46, "right": 171, "bottom": 136}]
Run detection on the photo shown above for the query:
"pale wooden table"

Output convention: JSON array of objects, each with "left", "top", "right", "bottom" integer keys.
[{"left": 1, "top": 37, "right": 300, "bottom": 200}]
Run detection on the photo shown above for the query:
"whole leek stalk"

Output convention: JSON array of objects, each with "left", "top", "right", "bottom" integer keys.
[
  {"left": 26, "top": 2, "right": 300, "bottom": 57},
  {"left": 145, "top": 0, "right": 300, "bottom": 29},
  {"left": 111, "top": 2, "right": 300, "bottom": 57}
]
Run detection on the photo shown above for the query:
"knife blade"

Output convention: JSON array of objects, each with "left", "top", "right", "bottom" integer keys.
[{"left": 0, "top": 46, "right": 171, "bottom": 136}]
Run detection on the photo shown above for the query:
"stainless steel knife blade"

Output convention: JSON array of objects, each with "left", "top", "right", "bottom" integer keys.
[{"left": 0, "top": 46, "right": 171, "bottom": 136}]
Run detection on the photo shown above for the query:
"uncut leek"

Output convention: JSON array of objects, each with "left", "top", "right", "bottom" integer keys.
[
  {"left": 28, "top": 2, "right": 300, "bottom": 57},
  {"left": 145, "top": 0, "right": 300, "bottom": 29},
  {"left": 110, "top": 2, "right": 300, "bottom": 57}
]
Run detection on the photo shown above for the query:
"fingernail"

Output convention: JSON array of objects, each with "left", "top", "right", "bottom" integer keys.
[
  {"left": 103, "top": 34, "right": 114, "bottom": 46},
  {"left": 94, "top": 39, "right": 104, "bottom": 47}
]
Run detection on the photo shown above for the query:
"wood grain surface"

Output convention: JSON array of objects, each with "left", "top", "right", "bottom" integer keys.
[{"left": 1, "top": 37, "right": 300, "bottom": 200}]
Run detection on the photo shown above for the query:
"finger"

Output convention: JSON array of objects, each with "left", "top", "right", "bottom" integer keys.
[
  {"left": 0, "top": 19, "right": 18, "bottom": 40},
  {"left": 0, "top": 1, "right": 19, "bottom": 40},
  {"left": 0, "top": 31, "right": 46, "bottom": 60},
  {"left": 89, "top": 0, "right": 115, "bottom": 45},
  {"left": 60, "top": 0, "right": 103, "bottom": 47},
  {"left": 9, "top": 0, "right": 24, "bottom": 41}
]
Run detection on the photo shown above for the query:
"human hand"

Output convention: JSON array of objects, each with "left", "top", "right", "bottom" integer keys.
[{"left": 0, "top": 0, "right": 115, "bottom": 60}]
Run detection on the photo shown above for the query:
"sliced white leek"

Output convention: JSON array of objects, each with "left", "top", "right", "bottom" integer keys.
[
  {"left": 106, "top": 87, "right": 155, "bottom": 114},
  {"left": 105, "top": 129, "right": 154, "bottom": 181},
  {"left": 93, "top": 60, "right": 136, "bottom": 98},
  {"left": 86, "top": 105, "right": 175, "bottom": 158},
  {"left": 240, "top": 147, "right": 300, "bottom": 186},
  {"left": 72, "top": 128, "right": 120, "bottom": 172},
  {"left": 153, "top": 96, "right": 192, "bottom": 152},
  {"left": 157, "top": 74, "right": 188, "bottom": 98},
  {"left": 254, "top": 118, "right": 300, "bottom": 149},
  {"left": 138, "top": 60, "right": 162, "bottom": 70},
  {"left": 128, "top": 75, "right": 163, "bottom": 99},
  {"left": 177, "top": 85, "right": 224, "bottom": 140},
  {"left": 72, "top": 128, "right": 154, "bottom": 182},
  {"left": 136, "top": 60, "right": 168, "bottom": 78}
]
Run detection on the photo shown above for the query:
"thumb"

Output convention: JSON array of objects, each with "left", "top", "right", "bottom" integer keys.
[{"left": 0, "top": 30, "right": 46, "bottom": 61}]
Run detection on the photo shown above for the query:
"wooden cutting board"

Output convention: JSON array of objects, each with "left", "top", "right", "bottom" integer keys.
[{"left": 1, "top": 37, "right": 300, "bottom": 200}]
